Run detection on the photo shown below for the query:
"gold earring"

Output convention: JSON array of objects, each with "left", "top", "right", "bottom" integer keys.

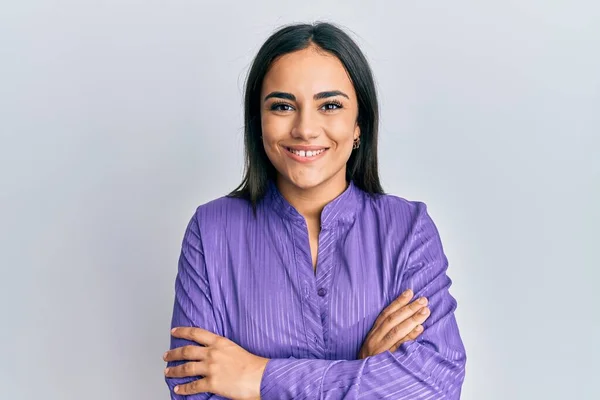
[{"left": 352, "top": 137, "right": 361, "bottom": 150}]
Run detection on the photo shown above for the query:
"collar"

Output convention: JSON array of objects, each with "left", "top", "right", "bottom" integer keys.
[{"left": 265, "top": 180, "right": 362, "bottom": 229}]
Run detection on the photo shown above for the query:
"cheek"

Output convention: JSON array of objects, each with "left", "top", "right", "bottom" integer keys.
[
  {"left": 261, "top": 135, "right": 280, "bottom": 157},
  {"left": 260, "top": 122, "right": 284, "bottom": 164},
  {"left": 261, "top": 116, "right": 287, "bottom": 145},
  {"left": 326, "top": 119, "right": 356, "bottom": 149}
]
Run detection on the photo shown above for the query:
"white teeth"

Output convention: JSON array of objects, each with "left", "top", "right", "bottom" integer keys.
[{"left": 288, "top": 148, "right": 325, "bottom": 157}]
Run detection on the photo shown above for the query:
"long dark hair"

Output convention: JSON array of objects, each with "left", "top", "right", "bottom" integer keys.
[{"left": 228, "top": 22, "right": 384, "bottom": 208}]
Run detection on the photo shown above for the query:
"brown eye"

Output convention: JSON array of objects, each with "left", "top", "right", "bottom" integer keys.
[
  {"left": 321, "top": 101, "right": 343, "bottom": 111},
  {"left": 270, "top": 102, "right": 294, "bottom": 112}
]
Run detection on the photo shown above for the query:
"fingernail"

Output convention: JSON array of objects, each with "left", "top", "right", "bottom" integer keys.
[
  {"left": 402, "top": 289, "right": 412, "bottom": 297},
  {"left": 174, "top": 386, "right": 179, "bottom": 393},
  {"left": 164, "top": 368, "right": 169, "bottom": 375},
  {"left": 418, "top": 297, "right": 426, "bottom": 304},
  {"left": 420, "top": 307, "right": 429, "bottom": 315},
  {"left": 163, "top": 352, "right": 168, "bottom": 360},
  {"left": 171, "top": 328, "right": 176, "bottom": 333}
]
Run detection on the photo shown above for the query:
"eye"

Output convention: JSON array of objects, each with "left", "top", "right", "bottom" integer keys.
[
  {"left": 321, "top": 100, "right": 343, "bottom": 111},
  {"left": 270, "top": 102, "right": 294, "bottom": 112}
]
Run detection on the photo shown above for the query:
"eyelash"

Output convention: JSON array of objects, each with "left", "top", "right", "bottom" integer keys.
[{"left": 270, "top": 100, "right": 344, "bottom": 112}]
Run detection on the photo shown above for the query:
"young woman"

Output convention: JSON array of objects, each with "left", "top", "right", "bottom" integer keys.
[{"left": 163, "top": 22, "right": 467, "bottom": 399}]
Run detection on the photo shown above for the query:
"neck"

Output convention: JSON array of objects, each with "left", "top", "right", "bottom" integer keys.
[{"left": 276, "top": 173, "right": 349, "bottom": 222}]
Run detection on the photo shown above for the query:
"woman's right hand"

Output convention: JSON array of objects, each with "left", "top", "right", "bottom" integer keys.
[{"left": 357, "top": 289, "right": 430, "bottom": 359}]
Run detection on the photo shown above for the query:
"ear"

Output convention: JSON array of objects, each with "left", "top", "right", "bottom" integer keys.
[{"left": 353, "top": 122, "right": 361, "bottom": 140}]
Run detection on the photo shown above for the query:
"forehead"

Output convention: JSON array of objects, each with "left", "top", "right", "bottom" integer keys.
[{"left": 262, "top": 46, "right": 356, "bottom": 98}]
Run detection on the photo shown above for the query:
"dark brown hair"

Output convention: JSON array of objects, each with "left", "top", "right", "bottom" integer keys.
[{"left": 229, "top": 22, "right": 384, "bottom": 209}]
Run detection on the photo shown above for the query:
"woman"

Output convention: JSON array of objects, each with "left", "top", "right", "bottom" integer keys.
[{"left": 163, "top": 22, "right": 466, "bottom": 399}]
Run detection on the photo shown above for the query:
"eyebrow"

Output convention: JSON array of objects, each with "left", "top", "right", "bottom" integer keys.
[{"left": 264, "top": 90, "right": 349, "bottom": 102}]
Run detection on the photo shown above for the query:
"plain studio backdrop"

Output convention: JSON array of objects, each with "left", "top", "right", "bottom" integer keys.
[{"left": 1, "top": 1, "right": 598, "bottom": 399}]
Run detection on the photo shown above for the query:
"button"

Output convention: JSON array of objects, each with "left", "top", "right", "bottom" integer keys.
[{"left": 317, "top": 288, "right": 327, "bottom": 297}]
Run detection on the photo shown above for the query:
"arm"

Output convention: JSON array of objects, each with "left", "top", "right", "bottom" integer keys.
[
  {"left": 260, "top": 203, "right": 467, "bottom": 399},
  {"left": 164, "top": 211, "right": 224, "bottom": 399}
]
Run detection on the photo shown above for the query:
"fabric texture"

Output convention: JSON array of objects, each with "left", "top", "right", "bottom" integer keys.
[{"left": 165, "top": 180, "right": 467, "bottom": 399}]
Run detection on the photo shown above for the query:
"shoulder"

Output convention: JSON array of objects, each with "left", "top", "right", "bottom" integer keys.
[
  {"left": 180, "top": 195, "right": 253, "bottom": 251},
  {"left": 191, "top": 195, "right": 253, "bottom": 228},
  {"left": 359, "top": 191, "right": 442, "bottom": 244},
  {"left": 364, "top": 192, "right": 429, "bottom": 224}
]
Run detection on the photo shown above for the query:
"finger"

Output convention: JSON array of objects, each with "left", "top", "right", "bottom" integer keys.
[
  {"left": 406, "top": 324, "right": 424, "bottom": 341},
  {"left": 163, "top": 345, "right": 208, "bottom": 362},
  {"left": 165, "top": 361, "right": 209, "bottom": 378},
  {"left": 389, "top": 325, "right": 423, "bottom": 353},
  {"left": 379, "top": 306, "right": 430, "bottom": 349},
  {"left": 373, "top": 297, "right": 428, "bottom": 342},
  {"left": 372, "top": 289, "right": 414, "bottom": 331},
  {"left": 171, "top": 327, "right": 219, "bottom": 346},
  {"left": 174, "top": 377, "right": 210, "bottom": 396}
]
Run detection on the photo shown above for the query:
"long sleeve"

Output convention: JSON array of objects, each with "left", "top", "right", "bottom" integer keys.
[
  {"left": 259, "top": 204, "right": 467, "bottom": 399},
  {"left": 164, "top": 211, "right": 224, "bottom": 399}
]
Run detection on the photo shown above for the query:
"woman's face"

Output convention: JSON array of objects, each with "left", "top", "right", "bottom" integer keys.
[{"left": 260, "top": 45, "right": 360, "bottom": 191}]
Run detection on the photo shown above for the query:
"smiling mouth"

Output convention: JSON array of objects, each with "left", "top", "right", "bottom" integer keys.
[{"left": 284, "top": 147, "right": 329, "bottom": 158}]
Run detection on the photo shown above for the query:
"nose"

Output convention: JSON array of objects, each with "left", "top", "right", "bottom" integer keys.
[{"left": 290, "top": 108, "right": 320, "bottom": 140}]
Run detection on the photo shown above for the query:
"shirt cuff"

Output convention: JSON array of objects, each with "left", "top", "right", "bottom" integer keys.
[{"left": 260, "top": 356, "right": 333, "bottom": 399}]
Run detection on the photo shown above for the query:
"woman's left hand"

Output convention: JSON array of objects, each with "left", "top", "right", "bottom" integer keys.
[{"left": 163, "top": 327, "right": 270, "bottom": 399}]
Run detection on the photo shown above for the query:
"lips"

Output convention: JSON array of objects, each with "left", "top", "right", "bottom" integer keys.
[
  {"left": 282, "top": 145, "right": 329, "bottom": 162},
  {"left": 285, "top": 147, "right": 328, "bottom": 158}
]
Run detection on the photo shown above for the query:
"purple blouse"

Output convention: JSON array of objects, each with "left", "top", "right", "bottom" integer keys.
[{"left": 165, "top": 180, "right": 466, "bottom": 399}]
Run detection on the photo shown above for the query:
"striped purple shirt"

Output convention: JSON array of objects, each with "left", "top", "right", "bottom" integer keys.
[{"left": 165, "top": 180, "right": 466, "bottom": 399}]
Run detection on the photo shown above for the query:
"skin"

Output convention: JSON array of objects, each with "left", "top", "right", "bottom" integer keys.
[
  {"left": 260, "top": 45, "right": 361, "bottom": 270},
  {"left": 358, "top": 289, "right": 430, "bottom": 358},
  {"left": 164, "top": 328, "right": 268, "bottom": 399},
  {"left": 163, "top": 44, "right": 431, "bottom": 398}
]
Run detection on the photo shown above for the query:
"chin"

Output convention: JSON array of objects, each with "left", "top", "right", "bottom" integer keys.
[{"left": 285, "top": 174, "right": 327, "bottom": 191}]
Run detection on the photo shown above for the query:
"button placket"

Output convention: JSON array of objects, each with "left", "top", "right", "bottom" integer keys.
[
  {"left": 314, "top": 226, "right": 339, "bottom": 351},
  {"left": 291, "top": 218, "right": 326, "bottom": 358}
]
